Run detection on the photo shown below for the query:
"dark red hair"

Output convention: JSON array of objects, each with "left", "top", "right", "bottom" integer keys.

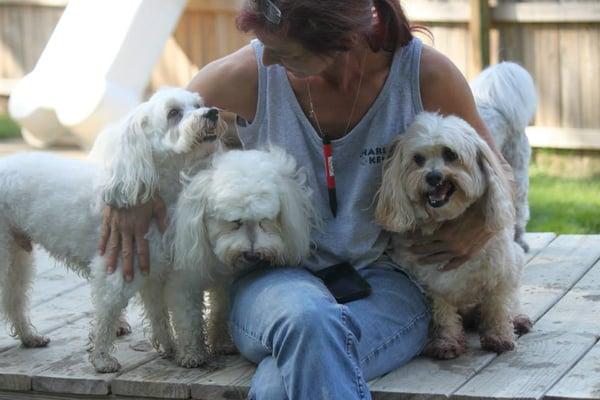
[{"left": 236, "top": 0, "right": 415, "bottom": 54}]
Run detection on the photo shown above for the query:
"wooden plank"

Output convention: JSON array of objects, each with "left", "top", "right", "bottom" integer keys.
[
  {"left": 531, "top": 25, "right": 560, "bottom": 128},
  {"left": 559, "top": 26, "right": 582, "bottom": 129},
  {"left": 452, "top": 331, "right": 597, "bottom": 400},
  {"left": 520, "top": 235, "right": 600, "bottom": 322},
  {"left": 111, "top": 357, "right": 214, "bottom": 399},
  {"left": 534, "top": 259, "right": 600, "bottom": 336},
  {"left": 31, "top": 305, "right": 157, "bottom": 396},
  {"left": 0, "top": 279, "right": 88, "bottom": 353},
  {"left": 524, "top": 232, "right": 556, "bottom": 264},
  {"left": 579, "top": 25, "right": 600, "bottom": 129},
  {"left": 0, "top": 1, "right": 67, "bottom": 7},
  {"left": 189, "top": 355, "right": 253, "bottom": 400},
  {"left": 546, "top": 340, "right": 600, "bottom": 400},
  {"left": 0, "top": 390, "right": 161, "bottom": 400},
  {"left": 186, "top": 0, "right": 243, "bottom": 13},
  {"left": 404, "top": 1, "right": 470, "bottom": 23},
  {"left": 526, "top": 127, "right": 600, "bottom": 150},
  {"left": 469, "top": 0, "right": 490, "bottom": 77},
  {"left": 493, "top": 2, "right": 600, "bottom": 23}
]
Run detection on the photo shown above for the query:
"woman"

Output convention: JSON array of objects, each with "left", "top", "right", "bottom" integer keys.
[{"left": 101, "top": 0, "right": 503, "bottom": 398}]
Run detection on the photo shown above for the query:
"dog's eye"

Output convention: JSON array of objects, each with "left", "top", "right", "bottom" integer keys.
[
  {"left": 194, "top": 103, "right": 201, "bottom": 109},
  {"left": 443, "top": 147, "right": 458, "bottom": 162},
  {"left": 232, "top": 219, "right": 242, "bottom": 228},
  {"left": 168, "top": 108, "right": 182, "bottom": 119},
  {"left": 413, "top": 154, "right": 425, "bottom": 167}
]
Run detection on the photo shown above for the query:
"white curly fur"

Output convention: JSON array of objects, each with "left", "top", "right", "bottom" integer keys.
[
  {"left": 169, "top": 147, "right": 318, "bottom": 354},
  {"left": 375, "top": 112, "right": 532, "bottom": 359},
  {"left": 0, "top": 87, "right": 227, "bottom": 372},
  {"left": 471, "top": 62, "right": 538, "bottom": 252}
]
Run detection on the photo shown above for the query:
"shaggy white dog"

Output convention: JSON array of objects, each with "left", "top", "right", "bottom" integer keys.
[
  {"left": 0, "top": 88, "right": 226, "bottom": 371},
  {"left": 170, "top": 148, "right": 318, "bottom": 355},
  {"left": 375, "top": 112, "right": 532, "bottom": 359},
  {"left": 471, "top": 62, "right": 537, "bottom": 252}
]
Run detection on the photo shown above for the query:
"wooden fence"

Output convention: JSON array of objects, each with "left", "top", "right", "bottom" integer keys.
[{"left": 1, "top": 0, "right": 599, "bottom": 149}]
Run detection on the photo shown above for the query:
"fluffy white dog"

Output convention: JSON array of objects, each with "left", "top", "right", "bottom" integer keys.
[
  {"left": 471, "top": 62, "right": 537, "bottom": 252},
  {"left": 375, "top": 112, "right": 532, "bottom": 359},
  {"left": 170, "top": 147, "right": 318, "bottom": 355},
  {"left": 0, "top": 88, "right": 226, "bottom": 371}
]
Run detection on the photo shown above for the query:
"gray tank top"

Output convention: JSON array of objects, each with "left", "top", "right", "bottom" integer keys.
[{"left": 237, "top": 38, "right": 423, "bottom": 270}]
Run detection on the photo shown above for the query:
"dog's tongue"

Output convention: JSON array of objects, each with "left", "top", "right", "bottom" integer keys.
[{"left": 429, "top": 181, "right": 451, "bottom": 201}]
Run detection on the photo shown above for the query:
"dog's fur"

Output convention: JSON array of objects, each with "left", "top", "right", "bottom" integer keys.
[
  {"left": 471, "top": 62, "right": 537, "bottom": 252},
  {"left": 375, "top": 112, "right": 532, "bottom": 359},
  {"left": 0, "top": 88, "right": 227, "bottom": 371},
  {"left": 170, "top": 148, "right": 318, "bottom": 354}
]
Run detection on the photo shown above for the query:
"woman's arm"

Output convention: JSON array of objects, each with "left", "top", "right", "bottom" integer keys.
[{"left": 99, "top": 45, "right": 259, "bottom": 279}]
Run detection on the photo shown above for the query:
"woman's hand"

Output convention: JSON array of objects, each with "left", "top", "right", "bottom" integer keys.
[
  {"left": 99, "top": 196, "right": 168, "bottom": 281},
  {"left": 399, "top": 202, "right": 494, "bottom": 271}
]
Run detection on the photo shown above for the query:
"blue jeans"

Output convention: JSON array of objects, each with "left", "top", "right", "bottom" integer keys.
[{"left": 228, "top": 261, "right": 431, "bottom": 400}]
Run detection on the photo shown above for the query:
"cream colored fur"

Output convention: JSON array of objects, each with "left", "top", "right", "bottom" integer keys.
[{"left": 375, "top": 112, "right": 531, "bottom": 359}]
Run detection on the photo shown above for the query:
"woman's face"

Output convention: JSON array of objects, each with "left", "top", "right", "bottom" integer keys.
[{"left": 255, "top": 31, "right": 337, "bottom": 78}]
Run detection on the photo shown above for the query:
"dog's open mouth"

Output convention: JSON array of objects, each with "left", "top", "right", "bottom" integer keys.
[{"left": 426, "top": 179, "right": 456, "bottom": 208}]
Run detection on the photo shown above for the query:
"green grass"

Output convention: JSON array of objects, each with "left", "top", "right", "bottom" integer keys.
[
  {"left": 528, "top": 164, "right": 600, "bottom": 234},
  {"left": 0, "top": 113, "right": 21, "bottom": 139}
]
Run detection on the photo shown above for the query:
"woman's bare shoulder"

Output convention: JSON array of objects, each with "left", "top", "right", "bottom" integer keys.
[
  {"left": 187, "top": 44, "right": 258, "bottom": 120},
  {"left": 418, "top": 44, "right": 499, "bottom": 153}
]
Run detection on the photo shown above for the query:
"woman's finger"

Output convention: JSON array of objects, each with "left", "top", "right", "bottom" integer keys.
[
  {"left": 418, "top": 251, "right": 454, "bottom": 265},
  {"left": 409, "top": 241, "right": 448, "bottom": 255},
  {"left": 121, "top": 233, "right": 135, "bottom": 282},
  {"left": 135, "top": 233, "right": 150, "bottom": 276},
  {"left": 106, "top": 227, "right": 120, "bottom": 274},
  {"left": 99, "top": 207, "right": 111, "bottom": 254}
]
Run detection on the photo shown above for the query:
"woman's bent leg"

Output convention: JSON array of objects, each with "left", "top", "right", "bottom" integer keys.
[
  {"left": 228, "top": 263, "right": 431, "bottom": 399},
  {"left": 229, "top": 267, "right": 368, "bottom": 400}
]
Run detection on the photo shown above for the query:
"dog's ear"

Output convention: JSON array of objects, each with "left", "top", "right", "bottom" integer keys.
[
  {"left": 277, "top": 165, "right": 319, "bottom": 265},
  {"left": 476, "top": 137, "right": 515, "bottom": 232},
  {"left": 100, "top": 103, "right": 159, "bottom": 207},
  {"left": 170, "top": 171, "right": 218, "bottom": 278},
  {"left": 374, "top": 137, "right": 418, "bottom": 233}
]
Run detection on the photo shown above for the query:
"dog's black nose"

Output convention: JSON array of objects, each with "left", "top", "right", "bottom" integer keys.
[
  {"left": 426, "top": 171, "right": 444, "bottom": 186},
  {"left": 205, "top": 108, "right": 219, "bottom": 122},
  {"left": 242, "top": 252, "right": 261, "bottom": 264}
]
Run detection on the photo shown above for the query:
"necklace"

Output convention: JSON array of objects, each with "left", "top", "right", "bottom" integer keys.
[
  {"left": 304, "top": 49, "right": 368, "bottom": 218},
  {"left": 305, "top": 49, "right": 368, "bottom": 139}
]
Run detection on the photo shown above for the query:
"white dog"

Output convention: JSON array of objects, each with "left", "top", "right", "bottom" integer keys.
[
  {"left": 0, "top": 88, "right": 226, "bottom": 371},
  {"left": 375, "top": 112, "right": 532, "bottom": 359},
  {"left": 170, "top": 147, "right": 318, "bottom": 355},
  {"left": 471, "top": 62, "right": 537, "bottom": 252}
]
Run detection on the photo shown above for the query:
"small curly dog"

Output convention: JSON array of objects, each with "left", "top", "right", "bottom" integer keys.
[{"left": 375, "top": 111, "right": 532, "bottom": 359}]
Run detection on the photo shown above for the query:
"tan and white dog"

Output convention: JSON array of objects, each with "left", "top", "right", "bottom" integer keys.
[{"left": 375, "top": 112, "right": 532, "bottom": 359}]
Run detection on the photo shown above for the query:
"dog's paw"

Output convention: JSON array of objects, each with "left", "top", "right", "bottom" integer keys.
[
  {"left": 513, "top": 314, "right": 533, "bottom": 335},
  {"left": 176, "top": 351, "right": 208, "bottom": 368},
  {"left": 480, "top": 334, "right": 515, "bottom": 354},
  {"left": 90, "top": 352, "right": 121, "bottom": 373},
  {"left": 116, "top": 321, "right": 132, "bottom": 337},
  {"left": 21, "top": 334, "right": 50, "bottom": 348},
  {"left": 424, "top": 336, "right": 466, "bottom": 360}
]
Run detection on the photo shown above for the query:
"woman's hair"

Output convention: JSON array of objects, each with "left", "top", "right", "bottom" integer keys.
[{"left": 236, "top": 0, "right": 415, "bottom": 53}]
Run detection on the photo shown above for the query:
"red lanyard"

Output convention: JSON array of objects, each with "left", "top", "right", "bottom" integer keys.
[{"left": 322, "top": 136, "right": 338, "bottom": 217}]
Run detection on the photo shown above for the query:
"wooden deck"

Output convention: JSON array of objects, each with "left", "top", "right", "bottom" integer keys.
[{"left": 0, "top": 233, "right": 599, "bottom": 400}]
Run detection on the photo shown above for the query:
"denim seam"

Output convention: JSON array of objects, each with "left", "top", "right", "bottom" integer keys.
[
  {"left": 229, "top": 320, "right": 273, "bottom": 354},
  {"left": 340, "top": 306, "right": 367, "bottom": 400},
  {"left": 360, "top": 310, "right": 430, "bottom": 364}
]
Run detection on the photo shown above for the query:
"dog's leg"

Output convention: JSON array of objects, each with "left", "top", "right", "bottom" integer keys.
[
  {"left": 116, "top": 307, "right": 132, "bottom": 337},
  {"left": 0, "top": 232, "right": 50, "bottom": 348},
  {"left": 88, "top": 260, "right": 134, "bottom": 373},
  {"left": 206, "top": 284, "right": 237, "bottom": 356},
  {"left": 165, "top": 271, "right": 208, "bottom": 368},
  {"left": 139, "top": 278, "right": 175, "bottom": 357},
  {"left": 478, "top": 285, "right": 516, "bottom": 354},
  {"left": 423, "top": 296, "right": 466, "bottom": 359}
]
